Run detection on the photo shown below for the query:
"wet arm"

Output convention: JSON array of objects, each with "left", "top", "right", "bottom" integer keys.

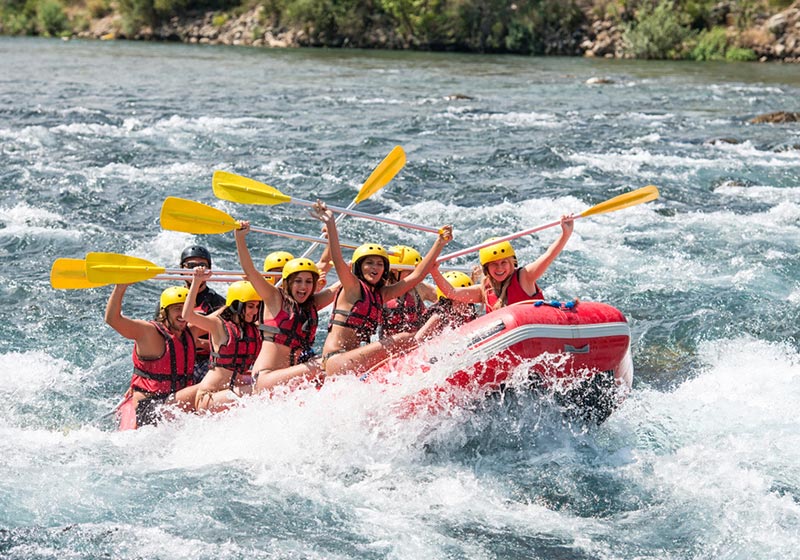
[
  {"left": 430, "top": 265, "right": 482, "bottom": 304},
  {"left": 386, "top": 225, "right": 452, "bottom": 300},
  {"left": 519, "top": 214, "right": 574, "bottom": 291},
  {"left": 235, "top": 221, "right": 280, "bottom": 305},
  {"left": 104, "top": 284, "right": 152, "bottom": 340},
  {"left": 182, "top": 268, "right": 220, "bottom": 335},
  {"left": 311, "top": 201, "right": 358, "bottom": 295}
]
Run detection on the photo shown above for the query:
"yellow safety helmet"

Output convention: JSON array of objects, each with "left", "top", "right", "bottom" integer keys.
[
  {"left": 263, "top": 251, "right": 294, "bottom": 285},
  {"left": 388, "top": 245, "right": 422, "bottom": 267},
  {"left": 437, "top": 270, "right": 474, "bottom": 299},
  {"left": 282, "top": 258, "right": 320, "bottom": 282},
  {"left": 225, "top": 281, "right": 262, "bottom": 307},
  {"left": 479, "top": 238, "right": 516, "bottom": 266},
  {"left": 351, "top": 243, "right": 390, "bottom": 280},
  {"left": 160, "top": 286, "right": 189, "bottom": 309},
  {"left": 263, "top": 251, "right": 294, "bottom": 272}
]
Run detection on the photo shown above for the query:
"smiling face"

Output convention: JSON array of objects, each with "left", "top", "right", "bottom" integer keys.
[
  {"left": 243, "top": 301, "right": 261, "bottom": 323},
  {"left": 287, "top": 271, "right": 315, "bottom": 303},
  {"left": 164, "top": 303, "right": 188, "bottom": 333},
  {"left": 485, "top": 257, "right": 515, "bottom": 282},
  {"left": 359, "top": 256, "right": 386, "bottom": 286}
]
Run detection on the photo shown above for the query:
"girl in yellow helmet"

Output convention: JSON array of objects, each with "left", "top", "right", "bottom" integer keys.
[
  {"left": 257, "top": 201, "right": 453, "bottom": 389},
  {"left": 416, "top": 270, "right": 480, "bottom": 340},
  {"left": 232, "top": 221, "right": 338, "bottom": 394},
  {"left": 380, "top": 245, "right": 438, "bottom": 337},
  {"left": 171, "top": 267, "right": 264, "bottom": 412},
  {"left": 431, "top": 214, "right": 574, "bottom": 313},
  {"left": 314, "top": 201, "right": 452, "bottom": 377}
]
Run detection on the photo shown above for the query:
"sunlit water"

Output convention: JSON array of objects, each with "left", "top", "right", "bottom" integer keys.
[{"left": 1, "top": 37, "right": 799, "bottom": 559}]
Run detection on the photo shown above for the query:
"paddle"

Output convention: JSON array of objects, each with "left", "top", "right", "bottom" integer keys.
[
  {"left": 299, "top": 146, "right": 406, "bottom": 260},
  {"left": 160, "top": 197, "right": 362, "bottom": 249},
  {"left": 51, "top": 258, "right": 254, "bottom": 289},
  {"left": 50, "top": 258, "right": 107, "bottom": 290},
  {"left": 212, "top": 169, "right": 441, "bottom": 234},
  {"left": 83, "top": 253, "right": 279, "bottom": 285},
  {"left": 436, "top": 185, "right": 660, "bottom": 263}
]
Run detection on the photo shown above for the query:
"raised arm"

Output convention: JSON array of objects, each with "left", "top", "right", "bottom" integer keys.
[
  {"left": 416, "top": 281, "right": 439, "bottom": 304},
  {"left": 235, "top": 221, "right": 282, "bottom": 308},
  {"left": 310, "top": 200, "right": 360, "bottom": 296},
  {"left": 182, "top": 267, "right": 225, "bottom": 339},
  {"left": 316, "top": 225, "right": 334, "bottom": 277},
  {"left": 429, "top": 265, "right": 483, "bottom": 304},
  {"left": 104, "top": 284, "right": 154, "bottom": 340},
  {"left": 518, "top": 214, "right": 574, "bottom": 294},
  {"left": 383, "top": 225, "right": 453, "bottom": 301}
]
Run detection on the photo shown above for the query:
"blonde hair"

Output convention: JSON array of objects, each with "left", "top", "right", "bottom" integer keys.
[
  {"left": 481, "top": 258, "right": 517, "bottom": 311},
  {"left": 482, "top": 273, "right": 511, "bottom": 311}
]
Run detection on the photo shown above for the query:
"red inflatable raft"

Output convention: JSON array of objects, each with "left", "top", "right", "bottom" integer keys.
[{"left": 366, "top": 300, "right": 633, "bottom": 423}]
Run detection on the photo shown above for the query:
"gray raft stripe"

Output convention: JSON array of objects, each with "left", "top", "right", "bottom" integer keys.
[{"left": 467, "top": 322, "right": 631, "bottom": 360}]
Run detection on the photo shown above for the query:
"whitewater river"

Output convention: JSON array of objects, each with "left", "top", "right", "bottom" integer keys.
[{"left": 1, "top": 36, "right": 799, "bottom": 559}]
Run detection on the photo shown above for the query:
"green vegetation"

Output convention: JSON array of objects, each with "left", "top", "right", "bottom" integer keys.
[
  {"left": 686, "top": 25, "right": 755, "bottom": 61},
  {"left": 211, "top": 12, "right": 228, "bottom": 27},
  {"left": 690, "top": 26, "right": 728, "bottom": 60},
  {"left": 623, "top": 1, "right": 694, "bottom": 59},
  {"left": 36, "top": 0, "right": 67, "bottom": 35},
  {"left": 0, "top": 0, "right": 789, "bottom": 61}
]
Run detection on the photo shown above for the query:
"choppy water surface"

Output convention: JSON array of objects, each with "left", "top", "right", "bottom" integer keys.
[{"left": 1, "top": 37, "right": 799, "bottom": 559}]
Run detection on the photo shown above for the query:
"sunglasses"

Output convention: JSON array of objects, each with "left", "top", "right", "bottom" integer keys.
[{"left": 182, "top": 261, "right": 209, "bottom": 269}]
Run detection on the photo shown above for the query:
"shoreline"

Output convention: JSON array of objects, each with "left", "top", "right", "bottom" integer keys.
[{"left": 7, "top": 1, "right": 800, "bottom": 63}]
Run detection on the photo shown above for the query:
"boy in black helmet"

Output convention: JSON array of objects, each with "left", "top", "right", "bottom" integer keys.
[{"left": 179, "top": 245, "right": 226, "bottom": 382}]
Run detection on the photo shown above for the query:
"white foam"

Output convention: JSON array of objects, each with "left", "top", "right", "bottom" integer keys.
[
  {"left": 567, "top": 147, "right": 740, "bottom": 175},
  {"left": 714, "top": 182, "right": 800, "bottom": 204},
  {"left": 540, "top": 165, "right": 587, "bottom": 179},
  {"left": 438, "top": 107, "right": 561, "bottom": 128},
  {"left": 339, "top": 96, "right": 403, "bottom": 105},
  {"left": 604, "top": 337, "right": 800, "bottom": 555},
  {"left": 132, "top": 229, "right": 194, "bottom": 268},
  {"left": 0, "top": 350, "right": 75, "bottom": 395},
  {"left": 0, "top": 202, "right": 82, "bottom": 242}
]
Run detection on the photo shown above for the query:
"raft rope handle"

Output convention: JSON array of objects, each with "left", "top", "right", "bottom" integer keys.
[{"left": 534, "top": 299, "right": 579, "bottom": 310}]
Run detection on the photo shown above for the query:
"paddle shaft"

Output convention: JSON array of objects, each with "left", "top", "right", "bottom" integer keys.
[
  {"left": 437, "top": 185, "right": 659, "bottom": 263},
  {"left": 436, "top": 217, "right": 573, "bottom": 264},
  {"left": 278, "top": 201, "right": 356, "bottom": 289},
  {"left": 299, "top": 200, "right": 353, "bottom": 260},
  {"left": 299, "top": 146, "right": 405, "bottom": 259},
  {"left": 288, "top": 197, "right": 440, "bottom": 234},
  {"left": 250, "top": 224, "right": 360, "bottom": 249}
]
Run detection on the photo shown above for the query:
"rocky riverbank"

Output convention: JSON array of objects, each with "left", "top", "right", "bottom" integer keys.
[{"left": 64, "top": 0, "right": 800, "bottom": 63}]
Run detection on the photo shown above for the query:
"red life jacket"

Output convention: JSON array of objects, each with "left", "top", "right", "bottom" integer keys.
[
  {"left": 329, "top": 280, "right": 384, "bottom": 343},
  {"left": 485, "top": 268, "right": 543, "bottom": 312},
  {"left": 381, "top": 289, "right": 425, "bottom": 336},
  {"left": 261, "top": 293, "right": 318, "bottom": 365},
  {"left": 210, "top": 320, "right": 262, "bottom": 381},
  {"left": 131, "top": 321, "right": 196, "bottom": 395}
]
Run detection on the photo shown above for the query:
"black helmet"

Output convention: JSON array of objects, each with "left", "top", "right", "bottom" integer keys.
[{"left": 180, "top": 245, "right": 212, "bottom": 267}]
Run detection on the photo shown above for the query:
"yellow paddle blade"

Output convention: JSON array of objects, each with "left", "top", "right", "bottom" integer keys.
[
  {"left": 50, "top": 258, "right": 107, "bottom": 289},
  {"left": 355, "top": 145, "right": 406, "bottom": 204},
  {"left": 85, "top": 252, "right": 166, "bottom": 284},
  {"left": 160, "top": 197, "right": 240, "bottom": 234},
  {"left": 212, "top": 170, "right": 291, "bottom": 206},
  {"left": 580, "top": 185, "right": 660, "bottom": 218}
]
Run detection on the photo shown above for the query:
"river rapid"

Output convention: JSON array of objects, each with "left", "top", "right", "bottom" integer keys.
[{"left": 1, "top": 37, "right": 799, "bottom": 559}]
